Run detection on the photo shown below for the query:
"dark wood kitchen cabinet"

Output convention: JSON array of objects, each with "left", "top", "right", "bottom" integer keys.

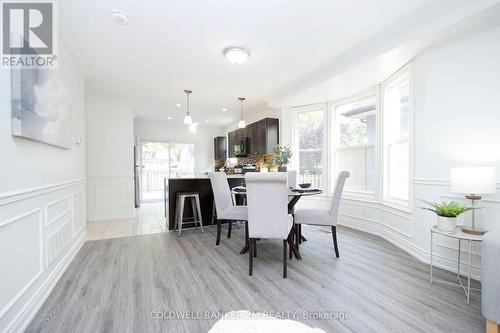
[
  {"left": 214, "top": 136, "right": 227, "bottom": 160},
  {"left": 227, "top": 118, "right": 279, "bottom": 156},
  {"left": 228, "top": 131, "right": 237, "bottom": 158}
]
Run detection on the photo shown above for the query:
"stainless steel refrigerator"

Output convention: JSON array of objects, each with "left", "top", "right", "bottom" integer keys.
[{"left": 134, "top": 145, "right": 140, "bottom": 208}]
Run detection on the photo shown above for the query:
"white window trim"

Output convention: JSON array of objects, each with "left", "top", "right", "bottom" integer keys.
[
  {"left": 380, "top": 63, "right": 414, "bottom": 212},
  {"left": 329, "top": 88, "right": 379, "bottom": 200},
  {"left": 290, "top": 103, "right": 329, "bottom": 194}
]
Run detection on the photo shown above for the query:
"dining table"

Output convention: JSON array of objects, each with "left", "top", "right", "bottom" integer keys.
[{"left": 231, "top": 186, "right": 324, "bottom": 259}]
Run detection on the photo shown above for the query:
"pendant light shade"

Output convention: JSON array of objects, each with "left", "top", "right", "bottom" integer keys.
[
  {"left": 238, "top": 97, "right": 246, "bottom": 128},
  {"left": 183, "top": 90, "right": 193, "bottom": 124}
]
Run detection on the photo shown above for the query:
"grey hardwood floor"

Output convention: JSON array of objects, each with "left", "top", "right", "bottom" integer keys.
[{"left": 26, "top": 225, "right": 484, "bottom": 333}]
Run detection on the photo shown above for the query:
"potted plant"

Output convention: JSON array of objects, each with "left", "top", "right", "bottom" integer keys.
[
  {"left": 420, "top": 201, "right": 473, "bottom": 232},
  {"left": 272, "top": 145, "right": 292, "bottom": 172}
]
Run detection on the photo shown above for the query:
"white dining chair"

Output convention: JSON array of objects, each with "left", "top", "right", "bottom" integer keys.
[
  {"left": 245, "top": 172, "right": 294, "bottom": 278},
  {"left": 208, "top": 172, "right": 248, "bottom": 246},
  {"left": 293, "top": 171, "right": 349, "bottom": 258}
]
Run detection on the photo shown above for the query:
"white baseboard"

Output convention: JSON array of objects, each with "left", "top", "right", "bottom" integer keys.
[
  {"left": 338, "top": 215, "right": 482, "bottom": 281},
  {"left": 4, "top": 228, "right": 86, "bottom": 333}
]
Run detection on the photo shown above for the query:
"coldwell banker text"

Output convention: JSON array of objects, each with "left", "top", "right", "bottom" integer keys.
[{"left": 1, "top": 1, "right": 58, "bottom": 68}]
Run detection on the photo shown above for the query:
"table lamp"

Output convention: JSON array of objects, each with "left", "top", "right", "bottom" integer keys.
[{"left": 450, "top": 167, "right": 497, "bottom": 235}]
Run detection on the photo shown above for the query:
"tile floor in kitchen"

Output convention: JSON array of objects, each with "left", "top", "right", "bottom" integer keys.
[{"left": 86, "top": 202, "right": 167, "bottom": 240}]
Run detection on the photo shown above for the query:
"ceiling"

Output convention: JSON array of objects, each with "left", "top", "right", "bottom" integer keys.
[{"left": 61, "top": 0, "right": 448, "bottom": 126}]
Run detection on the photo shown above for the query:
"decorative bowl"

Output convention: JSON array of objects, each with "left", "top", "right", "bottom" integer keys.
[{"left": 299, "top": 183, "right": 311, "bottom": 189}]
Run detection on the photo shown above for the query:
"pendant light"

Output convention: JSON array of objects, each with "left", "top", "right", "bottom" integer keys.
[
  {"left": 238, "top": 97, "right": 246, "bottom": 128},
  {"left": 183, "top": 89, "right": 193, "bottom": 124}
]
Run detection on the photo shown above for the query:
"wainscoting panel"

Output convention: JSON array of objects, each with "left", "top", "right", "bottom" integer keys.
[
  {"left": 87, "top": 176, "right": 134, "bottom": 221},
  {"left": 45, "top": 196, "right": 71, "bottom": 227},
  {"left": 0, "top": 210, "right": 42, "bottom": 319},
  {"left": 72, "top": 192, "right": 85, "bottom": 235},
  {"left": 0, "top": 179, "right": 86, "bottom": 333}
]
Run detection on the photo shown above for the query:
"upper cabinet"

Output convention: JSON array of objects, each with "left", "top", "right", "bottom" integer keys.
[
  {"left": 214, "top": 136, "right": 227, "bottom": 160},
  {"left": 227, "top": 118, "right": 279, "bottom": 157}
]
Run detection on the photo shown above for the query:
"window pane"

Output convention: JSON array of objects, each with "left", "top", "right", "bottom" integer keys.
[
  {"left": 388, "top": 141, "right": 409, "bottom": 200},
  {"left": 298, "top": 110, "right": 323, "bottom": 150},
  {"left": 383, "top": 72, "right": 410, "bottom": 203},
  {"left": 169, "top": 143, "right": 195, "bottom": 178},
  {"left": 335, "top": 97, "right": 376, "bottom": 192},
  {"left": 299, "top": 150, "right": 322, "bottom": 189},
  {"left": 297, "top": 110, "right": 324, "bottom": 188}
]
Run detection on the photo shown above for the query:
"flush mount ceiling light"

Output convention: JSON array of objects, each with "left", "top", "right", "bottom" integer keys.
[
  {"left": 222, "top": 108, "right": 227, "bottom": 112},
  {"left": 111, "top": 10, "right": 129, "bottom": 25},
  {"left": 183, "top": 89, "right": 193, "bottom": 125},
  {"left": 176, "top": 103, "right": 182, "bottom": 107},
  {"left": 238, "top": 97, "right": 246, "bottom": 128},
  {"left": 223, "top": 47, "right": 251, "bottom": 65}
]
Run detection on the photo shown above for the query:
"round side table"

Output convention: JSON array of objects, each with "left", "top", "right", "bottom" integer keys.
[{"left": 430, "top": 226, "right": 484, "bottom": 304}]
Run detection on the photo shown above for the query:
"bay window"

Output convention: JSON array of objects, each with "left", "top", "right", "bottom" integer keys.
[{"left": 290, "top": 66, "right": 411, "bottom": 210}]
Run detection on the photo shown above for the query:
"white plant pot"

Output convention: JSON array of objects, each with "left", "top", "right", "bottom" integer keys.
[
  {"left": 260, "top": 167, "right": 268, "bottom": 173},
  {"left": 437, "top": 216, "right": 457, "bottom": 232}
]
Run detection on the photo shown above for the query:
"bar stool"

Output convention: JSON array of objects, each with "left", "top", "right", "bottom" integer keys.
[{"left": 174, "top": 192, "right": 204, "bottom": 237}]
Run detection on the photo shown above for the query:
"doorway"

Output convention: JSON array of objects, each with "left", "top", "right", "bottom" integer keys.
[{"left": 140, "top": 141, "right": 195, "bottom": 202}]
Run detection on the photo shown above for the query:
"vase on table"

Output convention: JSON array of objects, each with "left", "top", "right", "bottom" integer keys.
[
  {"left": 277, "top": 166, "right": 287, "bottom": 172},
  {"left": 437, "top": 216, "right": 457, "bottom": 232}
]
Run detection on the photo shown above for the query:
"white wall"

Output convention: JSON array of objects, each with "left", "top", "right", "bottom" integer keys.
[
  {"left": 134, "top": 119, "right": 225, "bottom": 175},
  {"left": 86, "top": 98, "right": 135, "bottom": 221},
  {"left": 280, "top": 25, "right": 500, "bottom": 279},
  {"left": 0, "top": 44, "right": 87, "bottom": 333}
]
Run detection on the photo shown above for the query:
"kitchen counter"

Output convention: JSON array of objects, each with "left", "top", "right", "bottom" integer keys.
[{"left": 167, "top": 176, "right": 245, "bottom": 230}]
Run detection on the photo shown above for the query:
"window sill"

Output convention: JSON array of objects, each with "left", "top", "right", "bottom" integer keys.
[{"left": 380, "top": 200, "right": 411, "bottom": 214}]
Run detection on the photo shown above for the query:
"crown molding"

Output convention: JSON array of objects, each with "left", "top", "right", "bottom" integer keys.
[{"left": 266, "top": 0, "right": 498, "bottom": 106}]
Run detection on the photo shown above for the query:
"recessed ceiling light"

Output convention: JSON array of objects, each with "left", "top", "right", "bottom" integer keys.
[
  {"left": 176, "top": 103, "right": 182, "bottom": 107},
  {"left": 204, "top": 120, "right": 209, "bottom": 123},
  {"left": 223, "top": 47, "right": 251, "bottom": 65},
  {"left": 222, "top": 108, "right": 227, "bottom": 112},
  {"left": 167, "top": 116, "right": 172, "bottom": 120},
  {"left": 111, "top": 10, "right": 129, "bottom": 25}
]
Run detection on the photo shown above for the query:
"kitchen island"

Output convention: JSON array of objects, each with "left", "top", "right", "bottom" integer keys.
[{"left": 167, "top": 175, "right": 245, "bottom": 230}]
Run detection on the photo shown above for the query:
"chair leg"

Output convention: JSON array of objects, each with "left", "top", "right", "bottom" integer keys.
[
  {"left": 227, "top": 221, "right": 232, "bottom": 239},
  {"left": 332, "top": 226, "right": 339, "bottom": 258},
  {"left": 283, "top": 239, "right": 287, "bottom": 278},
  {"left": 249, "top": 238, "right": 254, "bottom": 276},
  {"left": 216, "top": 220, "right": 222, "bottom": 246},
  {"left": 298, "top": 224, "right": 302, "bottom": 244},
  {"left": 289, "top": 230, "right": 293, "bottom": 260},
  {"left": 194, "top": 195, "right": 204, "bottom": 232},
  {"left": 253, "top": 239, "right": 257, "bottom": 258},
  {"left": 177, "top": 197, "right": 185, "bottom": 238},
  {"left": 295, "top": 223, "right": 300, "bottom": 253}
]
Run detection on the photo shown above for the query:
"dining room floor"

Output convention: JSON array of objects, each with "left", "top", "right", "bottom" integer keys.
[
  {"left": 86, "top": 201, "right": 167, "bottom": 240},
  {"left": 26, "top": 225, "right": 484, "bottom": 333}
]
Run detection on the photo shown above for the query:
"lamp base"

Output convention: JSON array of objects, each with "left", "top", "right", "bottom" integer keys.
[{"left": 461, "top": 226, "right": 486, "bottom": 235}]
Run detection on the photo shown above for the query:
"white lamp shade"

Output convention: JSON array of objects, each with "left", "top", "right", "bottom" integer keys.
[
  {"left": 450, "top": 167, "right": 497, "bottom": 194},
  {"left": 183, "top": 115, "right": 192, "bottom": 125},
  {"left": 238, "top": 120, "right": 246, "bottom": 128}
]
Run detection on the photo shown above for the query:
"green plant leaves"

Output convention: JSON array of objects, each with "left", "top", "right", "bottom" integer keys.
[{"left": 419, "top": 200, "right": 475, "bottom": 218}]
